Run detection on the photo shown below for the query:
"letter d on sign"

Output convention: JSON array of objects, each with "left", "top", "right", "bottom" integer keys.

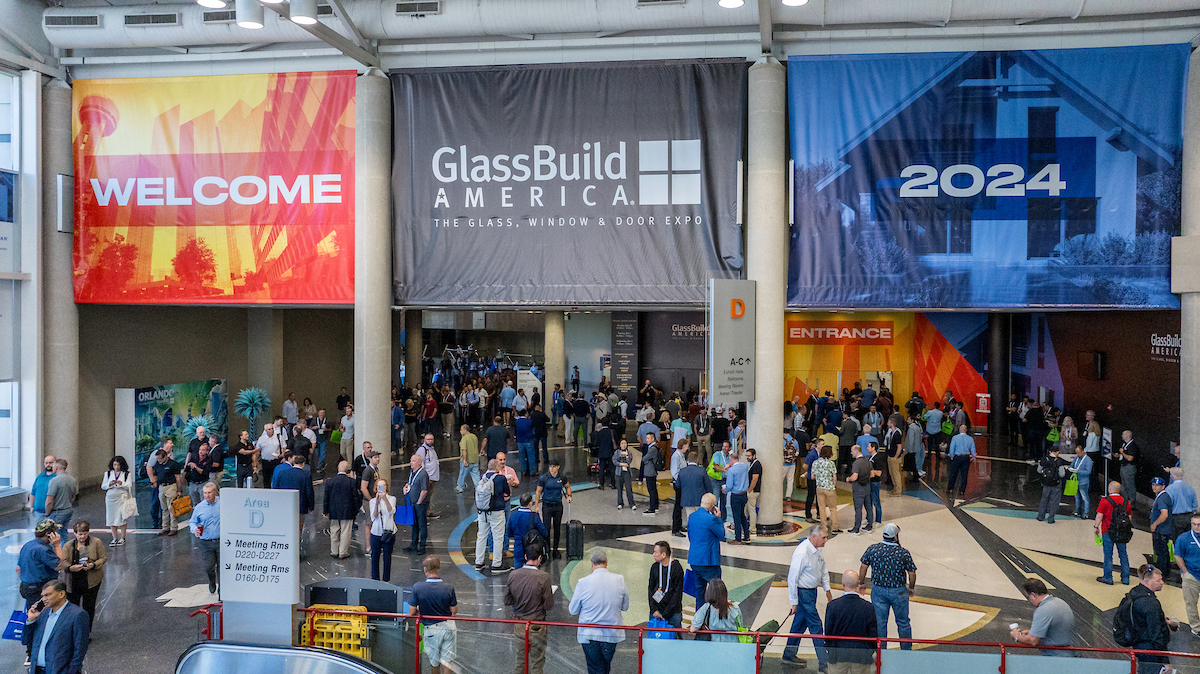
[
  {"left": 731, "top": 299, "right": 745, "bottom": 319},
  {"left": 249, "top": 510, "right": 264, "bottom": 528}
]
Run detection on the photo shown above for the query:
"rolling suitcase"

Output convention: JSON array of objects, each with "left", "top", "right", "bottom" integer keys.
[{"left": 567, "top": 503, "right": 585, "bottom": 561}]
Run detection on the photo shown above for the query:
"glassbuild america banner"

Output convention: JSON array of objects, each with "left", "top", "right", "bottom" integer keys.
[
  {"left": 391, "top": 60, "right": 746, "bottom": 305},
  {"left": 72, "top": 71, "right": 356, "bottom": 304},
  {"left": 788, "top": 45, "right": 1187, "bottom": 309}
]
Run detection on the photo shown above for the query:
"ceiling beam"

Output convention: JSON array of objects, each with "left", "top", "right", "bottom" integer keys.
[
  {"left": 324, "top": 0, "right": 369, "bottom": 50},
  {"left": 757, "top": 0, "right": 773, "bottom": 54},
  {"left": 263, "top": 2, "right": 380, "bottom": 69}
]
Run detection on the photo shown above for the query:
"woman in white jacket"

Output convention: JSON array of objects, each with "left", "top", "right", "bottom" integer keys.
[
  {"left": 369, "top": 479, "right": 398, "bottom": 582},
  {"left": 102, "top": 455, "right": 137, "bottom": 545}
]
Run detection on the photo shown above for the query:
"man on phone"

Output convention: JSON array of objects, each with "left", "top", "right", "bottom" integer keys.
[
  {"left": 22, "top": 579, "right": 89, "bottom": 674},
  {"left": 17, "top": 519, "right": 67, "bottom": 609}
]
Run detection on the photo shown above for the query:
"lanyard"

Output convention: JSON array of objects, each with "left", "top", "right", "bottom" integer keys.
[{"left": 658, "top": 563, "right": 670, "bottom": 592}]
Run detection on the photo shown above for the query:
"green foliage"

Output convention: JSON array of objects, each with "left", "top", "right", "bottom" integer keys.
[
  {"left": 184, "top": 415, "right": 215, "bottom": 440},
  {"left": 1058, "top": 232, "right": 1173, "bottom": 267},
  {"left": 235, "top": 388, "right": 271, "bottom": 435}
]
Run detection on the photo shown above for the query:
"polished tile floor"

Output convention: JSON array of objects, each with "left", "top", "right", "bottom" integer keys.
[{"left": 3, "top": 431, "right": 1198, "bottom": 673}]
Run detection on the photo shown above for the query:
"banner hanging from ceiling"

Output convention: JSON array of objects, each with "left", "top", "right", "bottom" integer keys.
[
  {"left": 788, "top": 45, "right": 1187, "bottom": 309},
  {"left": 72, "top": 71, "right": 356, "bottom": 304},
  {"left": 391, "top": 60, "right": 746, "bottom": 306}
]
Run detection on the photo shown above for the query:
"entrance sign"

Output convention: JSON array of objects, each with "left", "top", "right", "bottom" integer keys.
[
  {"left": 220, "top": 487, "right": 299, "bottom": 604},
  {"left": 707, "top": 279, "right": 755, "bottom": 404}
]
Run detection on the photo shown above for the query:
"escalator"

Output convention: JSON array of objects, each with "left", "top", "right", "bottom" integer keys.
[{"left": 176, "top": 641, "right": 395, "bottom": 674}]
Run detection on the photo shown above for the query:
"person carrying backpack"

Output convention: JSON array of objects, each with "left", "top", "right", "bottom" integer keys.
[
  {"left": 1113, "top": 564, "right": 1179, "bottom": 673},
  {"left": 506, "top": 493, "right": 548, "bottom": 570},
  {"left": 474, "top": 458, "right": 511, "bottom": 573},
  {"left": 1095, "top": 481, "right": 1134, "bottom": 585}
]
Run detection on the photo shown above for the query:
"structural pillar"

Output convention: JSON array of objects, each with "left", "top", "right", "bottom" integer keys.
[
  {"left": 404, "top": 309, "right": 423, "bottom": 388},
  {"left": 745, "top": 56, "right": 788, "bottom": 536},
  {"left": 544, "top": 310, "right": 565, "bottom": 404},
  {"left": 987, "top": 313, "right": 1009, "bottom": 441},
  {"left": 41, "top": 79, "right": 77, "bottom": 474},
  {"left": 354, "top": 69, "right": 393, "bottom": 481},
  {"left": 1177, "top": 49, "right": 1200, "bottom": 495},
  {"left": 247, "top": 308, "right": 284, "bottom": 424}
]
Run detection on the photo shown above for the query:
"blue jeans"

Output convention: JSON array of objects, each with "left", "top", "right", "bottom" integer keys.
[
  {"left": 851, "top": 484, "right": 872, "bottom": 532},
  {"left": 782, "top": 587, "right": 827, "bottom": 667},
  {"left": 872, "top": 586, "right": 912, "bottom": 650},
  {"left": 409, "top": 503, "right": 428, "bottom": 551},
  {"left": 914, "top": 437, "right": 926, "bottom": 474},
  {"left": 1103, "top": 531, "right": 1130, "bottom": 583},
  {"left": 1074, "top": 480, "right": 1091, "bottom": 516},
  {"left": 49, "top": 509, "right": 73, "bottom": 532},
  {"left": 870, "top": 482, "right": 882, "bottom": 524},
  {"left": 316, "top": 440, "right": 327, "bottom": 469},
  {"left": 456, "top": 463, "right": 480, "bottom": 491},
  {"left": 731, "top": 493, "right": 750, "bottom": 542},
  {"left": 518, "top": 441, "right": 536, "bottom": 473},
  {"left": 712, "top": 479, "right": 725, "bottom": 519},
  {"left": 581, "top": 640, "right": 617, "bottom": 674}
]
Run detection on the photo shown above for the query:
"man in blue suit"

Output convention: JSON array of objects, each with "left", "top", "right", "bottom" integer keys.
[
  {"left": 22, "top": 579, "right": 89, "bottom": 674},
  {"left": 686, "top": 492, "right": 725, "bottom": 608},
  {"left": 274, "top": 454, "right": 316, "bottom": 545}
]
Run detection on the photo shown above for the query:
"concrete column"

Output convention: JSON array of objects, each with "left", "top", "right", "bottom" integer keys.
[
  {"left": 987, "top": 313, "right": 1009, "bottom": 440},
  {"left": 404, "top": 309, "right": 423, "bottom": 388},
  {"left": 41, "top": 79, "right": 78, "bottom": 474},
  {"left": 745, "top": 56, "right": 788, "bottom": 535},
  {"left": 247, "top": 308, "right": 284, "bottom": 426},
  {"left": 355, "top": 69, "right": 393, "bottom": 481},
  {"left": 544, "top": 311, "right": 565, "bottom": 402},
  {"left": 1179, "top": 49, "right": 1200, "bottom": 495}
]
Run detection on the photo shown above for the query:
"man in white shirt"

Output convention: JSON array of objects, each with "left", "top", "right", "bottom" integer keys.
[
  {"left": 417, "top": 434, "right": 442, "bottom": 519},
  {"left": 256, "top": 423, "right": 284, "bottom": 489},
  {"left": 568, "top": 548, "right": 629, "bottom": 674},
  {"left": 282, "top": 392, "right": 299, "bottom": 426},
  {"left": 782, "top": 525, "right": 832, "bottom": 669}
]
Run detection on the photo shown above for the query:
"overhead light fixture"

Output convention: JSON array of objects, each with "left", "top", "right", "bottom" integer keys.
[
  {"left": 718, "top": 0, "right": 744, "bottom": 7},
  {"left": 258, "top": 0, "right": 283, "bottom": 5},
  {"left": 197, "top": 0, "right": 228, "bottom": 8},
  {"left": 290, "top": 0, "right": 318, "bottom": 24},
  {"left": 781, "top": 0, "right": 809, "bottom": 6},
  {"left": 235, "top": 0, "right": 263, "bottom": 28}
]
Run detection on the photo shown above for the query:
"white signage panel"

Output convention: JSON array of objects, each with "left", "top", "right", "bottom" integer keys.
[
  {"left": 707, "top": 279, "right": 756, "bottom": 404},
  {"left": 219, "top": 487, "right": 299, "bottom": 604}
]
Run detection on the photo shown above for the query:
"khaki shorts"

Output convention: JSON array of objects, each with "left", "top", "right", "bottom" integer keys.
[{"left": 422, "top": 620, "right": 456, "bottom": 666}]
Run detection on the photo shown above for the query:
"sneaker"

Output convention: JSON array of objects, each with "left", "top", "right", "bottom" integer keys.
[
  {"left": 491, "top": 566, "right": 510, "bottom": 574},
  {"left": 617, "top": 504, "right": 623, "bottom": 510},
  {"left": 455, "top": 488, "right": 463, "bottom": 494},
  {"left": 109, "top": 539, "right": 118, "bottom": 547},
  {"left": 643, "top": 509, "right": 657, "bottom": 515},
  {"left": 209, "top": 580, "right": 217, "bottom": 594},
  {"left": 918, "top": 471, "right": 927, "bottom": 477},
  {"left": 429, "top": 513, "right": 441, "bottom": 519},
  {"left": 476, "top": 563, "right": 487, "bottom": 571},
  {"left": 117, "top": 539, "right": 125, "bottom": 545}
]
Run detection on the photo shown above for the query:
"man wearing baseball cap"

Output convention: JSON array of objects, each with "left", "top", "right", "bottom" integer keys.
[
  {"left": 17, "top": 519, "right": 67, "bottom": 609},
  {"left": 859, "top": 523, "right": 917, "bottom": 650},
  {"left": 1149, "top": 477, "right": 1174, "bottom": 571}
]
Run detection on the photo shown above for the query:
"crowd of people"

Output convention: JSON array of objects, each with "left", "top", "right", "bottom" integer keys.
[{"left": 14, "top": 375, "right": 1200, "bottom": 674}]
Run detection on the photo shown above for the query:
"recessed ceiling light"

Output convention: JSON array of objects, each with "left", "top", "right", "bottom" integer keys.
[
  {"left": 782, "top": 0, "right": 810, "bottom": 6},
  {"left": 718, "top": 0, "right": 744, "bottom": 8}
]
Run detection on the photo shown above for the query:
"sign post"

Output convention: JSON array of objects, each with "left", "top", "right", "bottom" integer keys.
[
  {"left": 707, "top": 279, "right": 756, "bottom": 405},
  {"left": 220, "top": 487, "right": 299, "bottom": 645}
]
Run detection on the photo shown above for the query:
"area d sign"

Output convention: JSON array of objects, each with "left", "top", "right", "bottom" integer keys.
[
  {"left": 220, "top": 487, "right": 299, "bottom": 605},
  {"left": 708, "top": 279, "right": 755, "bottom": 404}
]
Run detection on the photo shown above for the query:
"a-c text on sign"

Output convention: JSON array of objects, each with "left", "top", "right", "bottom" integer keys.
[
  {"left": 787, "top": 320, "right": 894, "bottom": 346},
  {"left": 708, "top": 279, "right": 755, "bottom": 404},
  {"left": 219, "top": 487, "right": 299, "bottom": 605}
]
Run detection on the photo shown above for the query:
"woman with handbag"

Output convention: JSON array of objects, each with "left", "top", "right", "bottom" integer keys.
[
  {"left": 63, "top": 520, "right": 107, "bottom": 629},
  {"left": 688, "top": 578, "right": 743, "bottom": 642},
  {"left": 1068, "top": 444, "right": 1093, "bottom": 518},
  {"left": 369, "top": 478, "right": 398, "bottom": 582},
  {"left": 102, "top": 456, "right": 137, "bottom": 546}
]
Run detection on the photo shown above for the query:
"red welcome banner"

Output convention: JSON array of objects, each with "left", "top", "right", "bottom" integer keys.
[{"left": 72, "top": 71, "right": 356, "bottom": 304}]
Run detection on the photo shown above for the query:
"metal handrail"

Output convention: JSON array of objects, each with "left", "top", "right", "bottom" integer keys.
[{"left": 293, "top": 604, "right": 1200, "bottom": 674}]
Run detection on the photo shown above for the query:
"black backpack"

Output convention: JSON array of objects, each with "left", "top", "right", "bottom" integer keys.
[
  {"left": 1112, "top": 592, "right": 1141, "bottom": 647},
  {"left": 1106, "top": 496, "right": 1134, "bottom": 544},
  {"left": 522, "top": 527, "right": 547, "bottom": 560},
  {"left": 654, "top": 445, "right": 667, "bottom": 472}
]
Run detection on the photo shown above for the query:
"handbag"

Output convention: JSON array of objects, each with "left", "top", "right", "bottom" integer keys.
[
  {"left": 1046, "top": 428, "right": 1061, "bottom": 443},
  {"left": 121, "top": 493, "right": 140, "bottom": 520},
  {"left": 694, "top": 605, "right": 712, "bottom": 641},
  {"left": 940, "top": 418, "right": 954, "bottom": 435},
  {"left": 646, "top": 618, "right": 676, "bottom": 640},
  {"left": 734, "top": 614, "right": 754, "bottom": 644},
  {"left": 682, "top": 569, "right": 703, "bottom": 598},
  {"left": 1063, "top": 474, "right": 1079, "bottom": 496},
  {"left": 395, "top": 495, "right": 415, "bottom": 526},
  {"left": 330, "top": 430, "right": 343, "bottom": 444},
  {"left": 172, "top": 494, "right": 193, "bottom": 518}
]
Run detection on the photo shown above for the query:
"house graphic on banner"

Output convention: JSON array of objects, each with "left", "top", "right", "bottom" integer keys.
[{"left": 790, "top": 46, "right": 1184, "bottom": 309}]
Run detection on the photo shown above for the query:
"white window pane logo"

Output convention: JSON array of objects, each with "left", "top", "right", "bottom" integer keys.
[{"left": 638, "top": 139, "right": 702, "bottom": 206}]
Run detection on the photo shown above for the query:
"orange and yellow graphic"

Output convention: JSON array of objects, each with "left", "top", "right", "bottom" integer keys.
[
  {"left": 913, "top": 313, "right": 989, "bottom": 417},
  {"left": 72, "top": 71, "right": 356, "bottom": 304}
]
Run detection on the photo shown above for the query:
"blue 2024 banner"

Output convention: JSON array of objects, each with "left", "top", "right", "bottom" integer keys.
[{"left": 788, "top": 45, "right": 1188, "bottom": 309}]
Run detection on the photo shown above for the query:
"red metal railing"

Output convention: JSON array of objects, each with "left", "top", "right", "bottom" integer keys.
[
  {"left": 290, "top": 605, "right": 1200, "bottom": 674},
  {"left": 188, "top": 602, "right": 223, "bottom": 642}
]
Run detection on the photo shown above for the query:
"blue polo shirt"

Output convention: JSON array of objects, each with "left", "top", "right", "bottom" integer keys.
[
  {"left": 537, "top": 472, "right": 568, "bottom": 503},
  {"left": 1176, "top": 529, "right": 1200, "bottom": 576},
  {"left": 410, "top": 577, "right": 457, "bottom": 625},
  {"left": 18, "top": 538, "right": 60, "bottom": 583},
  {"left": 31, "top": 472, "right": 54, "bottom": 512}
]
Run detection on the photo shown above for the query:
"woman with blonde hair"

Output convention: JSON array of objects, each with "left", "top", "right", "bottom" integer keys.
[{"left": 1059, "top": 415, "right": 1078, "bottom": 455}]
